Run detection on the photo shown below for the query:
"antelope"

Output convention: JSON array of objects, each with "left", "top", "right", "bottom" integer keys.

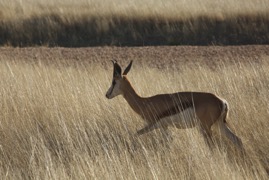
[{"left": 105, "top": 60, "right": 243, "bottom": 148}]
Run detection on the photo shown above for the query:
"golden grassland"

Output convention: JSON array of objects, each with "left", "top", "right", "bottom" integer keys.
[
  {"left": 0, "top": 0, "right": 269, "bottom": 46},
  {"left": 1, "top": 0, "right": 268, "bottom": 19},
  {"left": 0, "top": 52, "right": 268, "bottom": 179}
]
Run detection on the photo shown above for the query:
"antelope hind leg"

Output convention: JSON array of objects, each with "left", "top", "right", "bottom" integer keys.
[{"left": 199, "top": 125, "right": 214, "bottom": 148}]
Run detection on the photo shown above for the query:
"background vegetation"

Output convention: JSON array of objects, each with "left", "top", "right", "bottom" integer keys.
[
  {"left": 0, "top": 51, "right": 268, "bottom": 179},
  {"left": 0, "top": 0, "right": 269, "bottom": 46}
]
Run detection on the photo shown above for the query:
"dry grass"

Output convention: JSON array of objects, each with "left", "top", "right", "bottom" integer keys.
[
  {"left": 1, "top": 0, "right": 268, "bottom": 19},
  {"left": 0, "top": 0, "right": 269, "bottom": 19},
  {"left": 0, "top": 0, "right": 269, "bottom": 46},
  {"left": 0, "top": 53, "right": 268, "bottom": 179}
]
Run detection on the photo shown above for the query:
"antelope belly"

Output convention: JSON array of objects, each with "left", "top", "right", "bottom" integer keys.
[{"left": 160, "top": 108, "right": 197, "bottom": 129}]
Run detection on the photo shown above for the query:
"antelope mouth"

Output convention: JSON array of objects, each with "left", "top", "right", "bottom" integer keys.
[{"left": 105, "top": 93, "right": 111, "bottom": 99}]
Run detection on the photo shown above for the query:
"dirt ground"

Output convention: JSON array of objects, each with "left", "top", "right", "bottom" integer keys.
[{"left": 0, "top": 45, "right": 268, "bottom": 69}]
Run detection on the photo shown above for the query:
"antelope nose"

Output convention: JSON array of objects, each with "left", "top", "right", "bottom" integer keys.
[{"left": 105, "top": 93, "right": 109, "bottom": 99}]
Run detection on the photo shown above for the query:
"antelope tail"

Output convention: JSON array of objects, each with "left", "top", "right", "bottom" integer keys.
[{"left": 218, "top": 100, "right": 243, "bottom": 149}]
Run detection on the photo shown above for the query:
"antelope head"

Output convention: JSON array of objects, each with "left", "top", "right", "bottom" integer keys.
[{"left": 106, "top": 60, "right": 133, "bottom": 99}]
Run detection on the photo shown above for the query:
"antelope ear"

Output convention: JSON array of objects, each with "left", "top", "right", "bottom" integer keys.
[
  {"left": 112, "top": 60, "right": 122, "bottom": 77},
  {"left": 123, "top": 60, "right": 133, "bottom": 75}
]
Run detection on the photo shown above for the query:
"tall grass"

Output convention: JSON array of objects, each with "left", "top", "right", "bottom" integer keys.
[
  {"left": 0, "top": 0, "right": 269, "bottom": 46},
  {"left": 0, "top": 55, "right": 268, "bottom": 179},
  {"left": 1, "top": 0, "right": 268, "bottom": 19}
]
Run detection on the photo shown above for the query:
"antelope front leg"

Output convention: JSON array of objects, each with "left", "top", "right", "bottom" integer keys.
[
  {"left": 136, "top": 123, "right": 173, "bottom": 143},
  {"left": 136, "top": 123, "right": 159, "bottom": 135}
]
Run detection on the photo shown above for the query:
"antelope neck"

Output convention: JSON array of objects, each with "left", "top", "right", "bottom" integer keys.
[{"left": 122, "top": 77, "right": 144, "bottom": 115}]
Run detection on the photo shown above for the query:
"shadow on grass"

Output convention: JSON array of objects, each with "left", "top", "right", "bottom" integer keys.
[{"left": 0, "top": 13, "right": 269, "bottom": 47}]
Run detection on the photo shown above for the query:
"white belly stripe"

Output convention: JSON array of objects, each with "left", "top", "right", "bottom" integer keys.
[{"left": 159, "top": 108, "right": 197, "bottom": 129}]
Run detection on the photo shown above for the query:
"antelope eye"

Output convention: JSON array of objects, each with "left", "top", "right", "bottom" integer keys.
[{"left": 112, "top": 80, "right": 116, "bottom": 86}]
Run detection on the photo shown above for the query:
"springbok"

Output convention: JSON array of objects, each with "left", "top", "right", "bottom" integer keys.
[{"left": 106, "top": 60, "right": 243, "bottom": 148}]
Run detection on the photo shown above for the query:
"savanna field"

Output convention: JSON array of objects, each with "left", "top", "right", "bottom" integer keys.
[{"left": 0, "top": 0, "right": 269, "bottom": 179}]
